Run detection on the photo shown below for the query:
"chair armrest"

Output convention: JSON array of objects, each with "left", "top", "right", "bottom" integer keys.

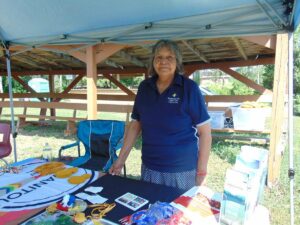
[{"left": 58, "top": 141, "right": 80, "bottom": 159}]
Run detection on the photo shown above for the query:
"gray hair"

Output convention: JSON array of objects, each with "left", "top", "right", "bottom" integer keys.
[{"left": 148, "top": 40, "right": 184, "bottom": 76}]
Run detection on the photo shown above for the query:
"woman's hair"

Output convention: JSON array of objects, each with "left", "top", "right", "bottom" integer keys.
[{"left": 148, "top": 40, "right": 184, "bottom": 76}]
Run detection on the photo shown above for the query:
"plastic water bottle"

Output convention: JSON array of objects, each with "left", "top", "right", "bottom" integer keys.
[{"left": 42, "top": 142, "right": 52, "bottom": 161}]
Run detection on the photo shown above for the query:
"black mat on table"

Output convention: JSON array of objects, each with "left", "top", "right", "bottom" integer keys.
[{"left": 75, "top": 174, "right": 186, "bottom": 222}]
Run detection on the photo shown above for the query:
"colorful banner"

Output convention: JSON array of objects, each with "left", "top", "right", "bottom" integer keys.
[{"left": 0, "top": 158, "right": 99, "bottom": 211}]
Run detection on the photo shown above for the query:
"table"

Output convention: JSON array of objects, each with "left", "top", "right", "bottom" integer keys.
[
  {"left": 22, "top": 174, "right": 186, "bottom": 224},
  {"left": 1, "top": 160, "right": 270, "bottom": 225}
]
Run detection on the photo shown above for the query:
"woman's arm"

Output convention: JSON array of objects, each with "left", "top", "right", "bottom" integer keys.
[
  {"left": 196, "top": 122, "right": 212, "bottom": 186},
  {"left": 109, "top": 120, "right": 141, "bottom": 175}
]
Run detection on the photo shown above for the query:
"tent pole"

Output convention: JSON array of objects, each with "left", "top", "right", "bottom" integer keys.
[
  {"left": 5, "top": 49, "right": 18, "bottom": 162},
  {"left": 288, "top": 32, "right": 294, "bottom": 225}
]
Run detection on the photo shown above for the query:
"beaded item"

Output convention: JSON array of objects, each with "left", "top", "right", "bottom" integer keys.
[{"left": 86, "top": 203, "right": 116, "bottom": 220}]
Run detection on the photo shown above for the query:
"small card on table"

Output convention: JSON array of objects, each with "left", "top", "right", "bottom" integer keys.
[{"left": 115, "top": 192, "right": 148, "bottom": 211}]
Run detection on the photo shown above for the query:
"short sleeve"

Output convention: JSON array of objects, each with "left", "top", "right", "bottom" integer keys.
[
  {"left": 131, "top": 83, "right": 143, "bottom": 121},
  {"left": 188, "top": 82, "right": 210, "bottom": 126}
]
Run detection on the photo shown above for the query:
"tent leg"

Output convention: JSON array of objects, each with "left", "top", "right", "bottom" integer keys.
[
  {"left": 5, "top": 49, "right": 18, "bottom": 162},
  {"left": 288, "top": 32, "right": 295, "bottom": 225}
]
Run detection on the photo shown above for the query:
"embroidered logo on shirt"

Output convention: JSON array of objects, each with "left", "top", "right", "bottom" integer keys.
[{"left": 168, "top": 93, "right": 180, "bottom": 104}]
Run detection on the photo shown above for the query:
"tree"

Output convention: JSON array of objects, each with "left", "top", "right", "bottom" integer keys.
[{"left": 2, "top": 76, "right": 31, "bottom": 93}]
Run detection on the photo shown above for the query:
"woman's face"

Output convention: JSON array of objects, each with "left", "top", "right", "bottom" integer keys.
[{"left": 153, "top": 47, "right": 176, "bottom": 79}]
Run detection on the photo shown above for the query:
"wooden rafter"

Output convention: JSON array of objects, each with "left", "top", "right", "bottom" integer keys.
[
  {"left": 116, "top": 50, "right": 147, "bottom": 67},
  {"left": 25, "top": 52, "right": 66, "bottom": 69},
  {"left": 231, "top": 37, "right": 248, "bottom": 60},
  {"left": 13, "top": 55, "right": 48, "bottom": 70},
  {"left": 181, "top": 40, "right": 209, "bottom": 63},
  {"left": 105, "top": 59, "right": 123, "bottom": 69}
]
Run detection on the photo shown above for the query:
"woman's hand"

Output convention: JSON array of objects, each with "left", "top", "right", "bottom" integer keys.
[
  {"left": 109, "top": 158, "right": 125, "bottom": 176},
  {"left": 109, "top": 120, "right": 141, "bottom": 176}
]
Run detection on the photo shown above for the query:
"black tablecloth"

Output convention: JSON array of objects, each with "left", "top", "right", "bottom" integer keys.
[{"left": 76, "top": 174, "right": 186, "bottom": 222}]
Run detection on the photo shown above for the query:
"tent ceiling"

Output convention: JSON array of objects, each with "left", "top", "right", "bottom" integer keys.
[
  {"left": 0, "top": 0, "right": 297, "bottom": 74},
  {"left": 0, "top": 0, "right": 296, "bottom": 46}
]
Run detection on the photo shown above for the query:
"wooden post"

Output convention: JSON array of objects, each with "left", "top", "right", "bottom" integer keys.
[
  {"left": 267, "top": 33, "right": 288, "bottom": 186},
  {"left": 49, "top": 75, "right": 56, "bottom": 119},
  {"left": 86, "top": 46, "right": 98, "bottom": 120}
]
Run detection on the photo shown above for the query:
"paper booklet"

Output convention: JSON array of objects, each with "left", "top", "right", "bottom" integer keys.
[
  {"left": 115, "top": 192, "right": 149, "bottom": 211},
  {"left": 170, "top": 186, "right": 222, "bottom": 225}
]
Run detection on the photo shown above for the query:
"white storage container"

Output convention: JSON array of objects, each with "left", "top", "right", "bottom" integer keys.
[
  {"left": 208, "top": 111, "right": 225, "bottom": 129},
  {"left": 231, "top": 107, "right": 271, "bottom": 131}
]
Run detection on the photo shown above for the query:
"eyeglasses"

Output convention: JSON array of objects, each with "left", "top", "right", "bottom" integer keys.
[{"left": 154, "top": 56, "right": 176, "bottom": 64}]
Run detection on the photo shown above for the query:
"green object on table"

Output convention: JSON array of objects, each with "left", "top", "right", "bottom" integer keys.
[{"left": 53, "top": 214, "right": 77, "bottom": 225}]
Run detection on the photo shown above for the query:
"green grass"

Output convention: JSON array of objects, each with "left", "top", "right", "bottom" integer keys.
[{"left": 1, "top": 114, "right": 299, "bottom": 225}]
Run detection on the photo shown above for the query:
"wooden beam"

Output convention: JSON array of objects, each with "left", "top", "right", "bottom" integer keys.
[
  {"left": 49, "top": 75, "right": 56, "bottom": 117},
  {"left": 13, "top": 55, "right": 48, "bottom": 70},
  {"left": 105, "top": 59, "right": 123, "bottom": 69},
  {"left": 102, "top": 73, "right": 136, "bottom": 97},
  {"left": 53, "top": 74, "right": 84, "bottom": 102},
  {"left": 0, "top": 93, "right": 135, "bottom": 101},
  {"left": 181, "top": 40, "right": 209, "bottom": 63},
  {"left": 62, "top": 75, "right": 84, "bottom": 94},
  {"left": 185, "top": 57, "right": 274, "bottom": 71},
  {"left": 12, "top": 75, "right": 46, "bottom": 102},
  {"left": 231, "top": 37, "right": 248, "bottom": 60},
  {"left": 116, "top": 50, "right": 147, "bottom": 67},
  {"left": 86, "top": 46, "right": 98, "bottom": 119},
  {"left": 242, "top": 35, "right": 276, "bottom": 50},
  {"left": 1, "top": 58, "right": 274, "bottom": 76},
  {"left": 268, "top": 33, "right": 288, "bottom": 186},
  {"left": 95, "top": 44, "right": 125, "bottom": 64},
  {"left": 205, "top": 94, "right": 272, "bottom": 103},
  {"left": 1, "top": 101, "right": 133, "bottom": 113},
  {"left": 219, "top": 67, "right": 272, "bottom": 94},
  {"left": 69, "top": 51, "right": 86, "bottom": 63},
  {"left": 25, "top": 52, "right": 66, "bottom": 69}
]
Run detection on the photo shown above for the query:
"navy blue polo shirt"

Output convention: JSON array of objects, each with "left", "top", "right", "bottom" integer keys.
[{"left": 132, "top": 74, "right": 210, "bottom": 172}]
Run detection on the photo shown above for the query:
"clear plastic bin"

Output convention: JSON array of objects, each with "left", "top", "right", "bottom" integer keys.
[
  {"left": 231, "top": 107, "right": 271, "bottom": 131},
  {"left": 208, "top": 111, "right": 225, "bottom": 129}
]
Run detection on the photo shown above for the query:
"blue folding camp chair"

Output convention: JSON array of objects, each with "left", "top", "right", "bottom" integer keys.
[{"left": 58, "top": 120, "right": 126, "bottom": 176}]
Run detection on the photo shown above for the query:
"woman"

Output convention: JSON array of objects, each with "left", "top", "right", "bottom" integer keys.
[{"left": 109, "top": 40, "right": 211, "bottom": 190}]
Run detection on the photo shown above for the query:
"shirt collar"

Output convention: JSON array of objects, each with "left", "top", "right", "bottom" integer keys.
[{"left": 147, "top": 73, "right": 183, "bottom": 90}]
